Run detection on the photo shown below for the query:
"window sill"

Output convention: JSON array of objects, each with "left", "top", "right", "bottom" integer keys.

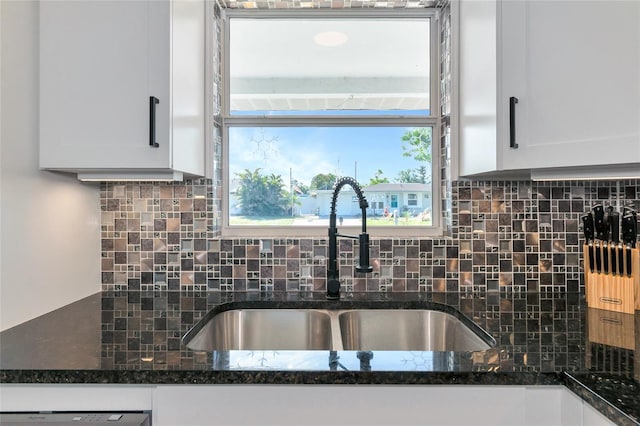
[{"left": 221, "top": 225, "right": 444, "bottom": 239}]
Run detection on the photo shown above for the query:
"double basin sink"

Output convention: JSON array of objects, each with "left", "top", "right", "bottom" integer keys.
[{"left": 183, "top": 302, "right": 496, "bottom": 352}]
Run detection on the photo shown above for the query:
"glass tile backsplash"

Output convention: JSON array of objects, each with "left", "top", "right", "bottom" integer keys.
[{"left": 100, "top": 179, "right": 640, "bottom": 293}]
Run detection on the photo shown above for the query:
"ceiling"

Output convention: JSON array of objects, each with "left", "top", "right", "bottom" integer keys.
[
  {"left": 219, "top": 0, "right": 437, "bottom": 9},
  {"left": 227, "top": 15, "right": 433, "bottom": 112},
  {"left": 230, "top": 19, "right": 430, "bottom": 78}
]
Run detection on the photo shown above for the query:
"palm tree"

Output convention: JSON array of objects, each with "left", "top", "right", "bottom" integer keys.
[{"left": 235, "top": 169, "right": 289, "bottom": 216}]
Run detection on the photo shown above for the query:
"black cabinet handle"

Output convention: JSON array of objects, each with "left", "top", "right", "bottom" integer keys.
[
  {"left": 509, "top": 96, "right": 518, "bottom": 149},
  {"left": 149, "top": 96, "right": 159, "bottom": 148}
]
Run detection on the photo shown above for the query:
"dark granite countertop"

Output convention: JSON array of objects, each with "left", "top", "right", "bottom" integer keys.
[{"left": 1, "top": 291, "right": 638, "bottom": 425}]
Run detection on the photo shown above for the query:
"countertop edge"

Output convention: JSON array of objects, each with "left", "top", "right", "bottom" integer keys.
[
  {"left": 0, "top": 370, "right": 561, "bottom": 386},
  {"left": 3, "top": 371, "right": 638, "bottom": 424},
  {"left": 563, "top": 372, "right": 640, "bottom": 426}
]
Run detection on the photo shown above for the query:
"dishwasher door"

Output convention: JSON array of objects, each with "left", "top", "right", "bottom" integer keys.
[{"left": 0, "top": 412, "right": 150, "bottom": 425}]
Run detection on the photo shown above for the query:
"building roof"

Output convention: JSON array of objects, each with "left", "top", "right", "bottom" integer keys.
[{"left": 364, "top": 183, "right": 431, "bottom": 192}]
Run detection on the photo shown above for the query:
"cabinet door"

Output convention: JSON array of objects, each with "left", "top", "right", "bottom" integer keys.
[
  {"left": 457, "top": 0, "right": 500, "bottom": 177},
  {"left": 40, "top": 1, "right": 171, "bottom": 170},
  {"left": 500, "top": 0, "right": 640, "bottom": 170}
]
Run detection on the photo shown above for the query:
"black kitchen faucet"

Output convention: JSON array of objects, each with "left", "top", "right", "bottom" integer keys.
[{"left": 327, "top": 177, "right": 373, "bottom": 300}]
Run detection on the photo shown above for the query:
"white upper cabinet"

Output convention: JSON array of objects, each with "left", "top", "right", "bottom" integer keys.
[
  {"left": 456, "top": 0, "right": 640, "bottom": 179},
  {"left": 39, "top": 0, "right": 205, "bottom": 181}
]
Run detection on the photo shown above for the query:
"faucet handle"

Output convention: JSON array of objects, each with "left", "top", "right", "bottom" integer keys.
[
  {"left": 327, "top": 279, "right": 341, "bottom": 300},
  {"left": 356, "top": 233, "right": 373, "bottom": 273}
]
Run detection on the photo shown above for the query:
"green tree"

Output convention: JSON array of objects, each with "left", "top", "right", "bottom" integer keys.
[
  {"left": 368, "top": 169, "right": 390, "bottom": 185},
  {"left": 396, "top": 168, "right": 421, "bottom": 183},
  {"left": 235, "top": 168, "right": 289, "bottom": 216},
  {"left": 401, "top": 128, "right": 432, "bottom": 164},
  {"left": 396, "top": 166, "right": 430, "bottom": 184},
  {"left": 417, "top": 165, "right": 430, "bottom": 184},
  {"left": 310, "top": 173, "right": 337, "bottom": 190}
]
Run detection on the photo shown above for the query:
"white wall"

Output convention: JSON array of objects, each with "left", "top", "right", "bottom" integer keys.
[{"left": 0, "top": 0, "right": 101, "bottom": 331}]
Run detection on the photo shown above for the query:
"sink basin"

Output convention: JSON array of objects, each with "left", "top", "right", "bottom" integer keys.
[
  {"left": 184, "top": 309, "right": 333, "bottom": 351},
  {"left": 183, "top": 304, "right": 495, "bottom": 352},
  {"left": 338, "top": 309, "right": 492, "bottom": 351}
]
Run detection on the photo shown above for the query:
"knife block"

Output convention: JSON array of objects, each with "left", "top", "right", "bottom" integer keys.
[
  {"left": 587, "top": 308, "right": 635, "bottom": 350},
  {"left": 584, "top": 245, "right": 639, "bottom": 314},
  {"left": 584, "top": 308, "right": 638, "bottom": 376}
]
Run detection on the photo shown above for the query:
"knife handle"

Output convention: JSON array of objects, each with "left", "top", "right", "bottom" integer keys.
[
  {"left": 610, "top": 244, "right": 617, "bottom": 276},
  {"left": 595, "top": 242, "right": 602, "bottom": 273},
  {"left": 618, "top": 245, "right": 625, "bottom": 275},
  {"left": 593, "top": 204, "right": 605, "bottom": 240},
  {"left": 626, "top": 245, "right": 632, "bottom": 277},
  {"left": 581, "top": 213, "right": 594, "bottom": 241},
  {"left": 602, "top": 243, "right": 609, "bottom": 274},
  {"left": 622, "top": 213, "right": 637, "bottom": 249},
  {"left": 588, "top": 243, "right": 595, "bottom": 273},
  {"left": 609, "top": 212, "right": 620, "bottom": 243},
  {"left": 623, "top": 206, "right": 637, "bottom": 218}
]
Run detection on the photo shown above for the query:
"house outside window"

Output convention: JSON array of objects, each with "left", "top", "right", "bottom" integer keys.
[{"left": 221, "top": 10, "right": 440, "bottom": 237}]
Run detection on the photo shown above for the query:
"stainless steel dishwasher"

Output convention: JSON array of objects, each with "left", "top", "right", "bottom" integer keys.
[{"left": 0, "top": 412, "right": 150, "bottom": 425}]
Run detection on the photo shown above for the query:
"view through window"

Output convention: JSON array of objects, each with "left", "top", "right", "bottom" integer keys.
[{"left": 223, "top": 13, "right": 438, "bottom": 232}]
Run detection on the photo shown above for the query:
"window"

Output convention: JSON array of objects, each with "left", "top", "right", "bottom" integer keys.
[{"left": 222, "top": 10, "right": 440, "bottom": 236}]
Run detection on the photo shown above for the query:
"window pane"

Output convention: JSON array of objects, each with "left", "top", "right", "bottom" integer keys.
[
  {"left": 229, "top": 18, "right": 430, "bottom": 115},
  {"left": 229, "top": 126, "right": 433, "bottom": 227}
]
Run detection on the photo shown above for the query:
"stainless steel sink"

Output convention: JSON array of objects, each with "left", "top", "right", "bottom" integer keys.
[
  {"left": 338, "top": 309, "right": 492, "bottom": 351},
  {"left": 184, "top": 309, "right": 333, "bottom": 351},
  {"left": 183, "top": 306, "right": 495, "bottom": 352}
]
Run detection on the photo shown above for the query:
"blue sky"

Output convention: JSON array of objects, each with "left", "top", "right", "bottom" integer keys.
[{"left": 229, "top": 126, "right": 432, "bottom": 188}]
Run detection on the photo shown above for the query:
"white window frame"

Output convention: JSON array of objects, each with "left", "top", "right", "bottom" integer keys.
[{"left": 220, "top": 9, "right": 441, "bottom": 238}]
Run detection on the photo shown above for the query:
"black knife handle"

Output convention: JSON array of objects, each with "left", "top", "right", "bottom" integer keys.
[
  {"left": 603, "top": 206, "right": 614, "bottom": 241},
  {"left": 149, "top": 96, "right": 160, "bottom": 148},
  {"left": 509, "top": 97, "right": 518, "bottom": 149},
  {"left": 610, "top": 212, "right": 620, "bottom": 243},
  {"left": 621, "top": 210, "right": 636, "bottom": 277},
  {"left": 582, "top": 213, "right": 594, "bottom": 242},
  {"left": 623, "top": 206, "right": 637, "bottom": 219},
  {"left": 582, "top": 213, "right": 596, "bottom": 274},
  {"left": 621, "top": 214, "right": 637, "bottom": 248},
  {"left": 593, "top": 204, "right": 606, "bottom": 240},
  {"left": 595, "top": 242, "right": 602, "bottom": 273},
  {"left": 602, "top": 242, "right": 609, "bottom": 274},
  {"left": 618, "top": 245, "right": 625, "bottom": 275},
  {"left": 610, "top": 245, "right": 617, "bottom": 276}
]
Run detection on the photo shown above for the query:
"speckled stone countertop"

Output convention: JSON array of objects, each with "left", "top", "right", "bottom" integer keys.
[{"left": 1, "top": 291, "right": 638, "bottom": 425}]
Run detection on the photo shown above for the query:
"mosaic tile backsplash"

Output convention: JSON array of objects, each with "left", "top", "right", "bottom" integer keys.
[
  {"left": 100, "top": 179, "right": 640, "bottom": 293},
  {"left": 96, "top": 0, "right": 640, "bottom": 295}
]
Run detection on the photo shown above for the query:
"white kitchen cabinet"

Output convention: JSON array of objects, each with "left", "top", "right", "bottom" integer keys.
[
  {"left": 456, "top": 0, "right": 640, "bottom": 179},
  {"left": 153, "top": 385, "right": 615, "bottom": 426},
  {"left": 39, "top": 0, "right": 205, "bottom": 181},
  {"left": 154, "top": 385, "right": 524, "bottom": 425},
  {"left": 0, "top": 384, "right": 615, "bottom": 425},
  {"left": 0, "top": 385, "right": 154, "bottom": 412}
]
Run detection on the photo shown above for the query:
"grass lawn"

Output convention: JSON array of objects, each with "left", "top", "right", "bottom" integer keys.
[
  {"left": 230, "top": 216, "right": 296, "bottom": 226},
  {"left": 230, "top": 215, "right": 431, "bottom": 227}
]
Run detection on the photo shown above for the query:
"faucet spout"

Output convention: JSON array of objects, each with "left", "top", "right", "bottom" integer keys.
[{"left": 327, "top": 177, "right": 373, "bottom": 300}]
